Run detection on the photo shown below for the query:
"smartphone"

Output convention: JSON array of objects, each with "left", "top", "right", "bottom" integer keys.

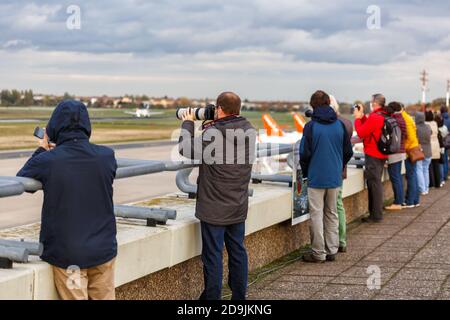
[{"left": 33, "top": 127, "right": 45, "bottom": 140}]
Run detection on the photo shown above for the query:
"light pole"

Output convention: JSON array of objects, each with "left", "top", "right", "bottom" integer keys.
[
  {"left": 446, "top": 79, "right": 450, "bottom": 108},
  {"left": 420, "top": 70, "right": 428, "bottom": 112}
]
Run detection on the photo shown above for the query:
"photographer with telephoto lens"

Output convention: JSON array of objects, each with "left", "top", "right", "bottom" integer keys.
[{"left": 178, "top": 92, "right": 256, "bottom": 300}]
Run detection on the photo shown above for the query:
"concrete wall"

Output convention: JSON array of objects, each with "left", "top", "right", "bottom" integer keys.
[{"left": 0, "top": 168, "right": 395, "bottom": 300}]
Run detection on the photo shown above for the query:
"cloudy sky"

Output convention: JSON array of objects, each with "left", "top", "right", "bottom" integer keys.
[{"left": 0, "top": 0, "right": 449, "bottom": 103}]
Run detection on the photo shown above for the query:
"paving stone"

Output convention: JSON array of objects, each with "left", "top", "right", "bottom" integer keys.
[
  {"left": 347, "top": 236, "right": 387, "bottom": 247},
  {"left": 265, "top": 280, "right": 326, "bottom": 294},
  {"left": 373, "top": 295, "right": 429, "bottom": 300},
  {"left": 339, "top": 266, "right": 399, "bottom": 281},
  {"left": 436, "top": 291, "right": 450, "bottom": 300},
  {"left": 248, "top": 183, "right": 450, "bottom": 300},
  {"left": 361, "top": 250, "right": 416, "bottom": 263},
  {"left": 355, "top": 261, "right": 406, "bottom": 269},
  {"left": 379, "top": 280, "right": 441, "bottom": 298},
  {"left": 281, "top": 261, "right": 354, "bottom": 277},
  {"left": 405, "top": 262, "right": 450, "bottom": 271},
  {"left": 385, "top": 278, "right": 443, "bottom": 289},
  {"left": 311, "top": 284, "right": 377, "bottom": 300},
  {"left": 393, "top": 268, "right": 449, "bottom": 281},
  {"left": 412, "top": 250, "right": 450, "bottom": 264},
  {"left": 247, "top": 289, "right": 315, "bottom": 300},
  {"left": 330, "top": 251, "right": 369, "bottom": 263},
  {"left": 275, "top": 275, "right": 334, "bottom": 284},
  {"left": 330, "top": 276, "right": 390, "bottom": 286}
]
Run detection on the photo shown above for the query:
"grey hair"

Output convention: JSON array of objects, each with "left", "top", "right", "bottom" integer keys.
[{"left": 372, "top": 93, "right": 386, "bottom": 107}]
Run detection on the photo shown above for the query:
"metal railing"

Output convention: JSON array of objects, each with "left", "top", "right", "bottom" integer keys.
[
  {"left": 0, "top": 141, "right": 364, "bottom": 268},
  {"left": 0, "top": 142, "right": 296, "bottom": 267}
]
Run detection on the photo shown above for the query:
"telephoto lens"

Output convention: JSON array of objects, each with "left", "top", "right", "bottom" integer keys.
[{"left": 176, "top": 104, "right": 216, "bottom": 121}]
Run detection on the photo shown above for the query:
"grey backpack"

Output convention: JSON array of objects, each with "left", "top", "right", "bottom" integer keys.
[{"left": 377, "top": 113, "right": 402, "bottom": 155}]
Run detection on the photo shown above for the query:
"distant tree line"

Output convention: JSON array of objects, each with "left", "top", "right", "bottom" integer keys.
[{"left": 0, "top": 89, "right": 34, "bottom": 106}]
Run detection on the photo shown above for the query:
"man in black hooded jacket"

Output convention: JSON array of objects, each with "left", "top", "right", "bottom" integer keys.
[{"left": 17, "top": 100, "right": 117, "bottom": 300}]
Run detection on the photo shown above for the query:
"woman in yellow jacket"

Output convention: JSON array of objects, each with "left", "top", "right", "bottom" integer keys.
[{"left": 402, "top": 107, "right": 420, "bottom": 208}]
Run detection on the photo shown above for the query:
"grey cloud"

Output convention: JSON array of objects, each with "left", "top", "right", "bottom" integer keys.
[{"left": 0, "top": 0, "right": 449, "bottom": 65}]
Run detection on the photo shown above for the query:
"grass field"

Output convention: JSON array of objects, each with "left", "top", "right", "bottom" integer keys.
[{"left": 0, "top": 107, "right": 298, "bottom": 151}]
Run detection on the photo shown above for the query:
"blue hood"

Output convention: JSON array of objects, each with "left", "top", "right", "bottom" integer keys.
[
  {"left": 46, "top": 100, "right": 91, "bottom": 144},
  {"left": 312, "top": 105, "right": 337, "bottom": 124}
]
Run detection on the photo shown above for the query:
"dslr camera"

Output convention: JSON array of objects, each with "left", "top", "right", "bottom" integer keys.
[{"left": 176, "top": 104, "right": 216, "bottom": 121}]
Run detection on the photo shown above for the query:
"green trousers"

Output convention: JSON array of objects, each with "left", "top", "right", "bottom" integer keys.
[{"left": 337, "top": 188, "right": 347, "bottom": 247}]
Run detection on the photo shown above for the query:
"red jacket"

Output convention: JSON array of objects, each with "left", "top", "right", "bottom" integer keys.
[{"left": 355, "top": 107, "right": 388, "bottom": 159}]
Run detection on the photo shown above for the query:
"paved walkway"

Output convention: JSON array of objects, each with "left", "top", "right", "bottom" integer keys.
[{"left": 248, "top": 182, "right": 450, "bottom": 300}]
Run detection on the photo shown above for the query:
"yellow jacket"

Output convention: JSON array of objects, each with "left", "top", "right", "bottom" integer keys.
[{"left": 402, "top": 111, "right": 419, "bottom": 151}]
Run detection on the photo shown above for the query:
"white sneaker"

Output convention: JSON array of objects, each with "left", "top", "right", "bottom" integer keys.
[
  {"left": 415, "top": 203, "right": 421, "bottom": 208},
  {"left": 421, "top": 192, "right": 429, "bottom": 196}
]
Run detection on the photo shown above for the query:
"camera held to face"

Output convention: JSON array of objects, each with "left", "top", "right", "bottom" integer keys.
[
  {"left": 176, "top": 104, "right": 216, "bottom": 121},
  {"left": 351, "top": 104, "right": 362, "bottom": 113}
]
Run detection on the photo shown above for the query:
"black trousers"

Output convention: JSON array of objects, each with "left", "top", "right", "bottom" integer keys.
[
  {"left": 365, "top": 155, "right": 385, "bottom": 221},
  {"left": 429, "top": 159, "right": 441, "bottom": 188}
]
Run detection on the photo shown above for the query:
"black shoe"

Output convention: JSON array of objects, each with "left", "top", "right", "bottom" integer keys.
[
  {"left": 338, "top": 246, "right": 347, "bottom": 253},
  {"left": 326, "top": 254, "right": 337, "bottom": 261},
  {"left": 302, "top": 253, "right": 325, "bottom": 263},
  {"left": 361, "top": 217, "right": 382, "bottom": 223}
]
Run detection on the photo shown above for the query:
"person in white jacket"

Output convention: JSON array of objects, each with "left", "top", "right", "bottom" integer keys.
[{"left": 425, "top": 111, "right": 441, "bottom": 188}]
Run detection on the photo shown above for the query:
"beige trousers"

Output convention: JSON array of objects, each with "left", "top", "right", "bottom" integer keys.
[
  {"left": 308, "top": 187, "right": 340, "bottom": 261},
  {"left": 52, "top": 258, "right": 116, "bottom": 300}
]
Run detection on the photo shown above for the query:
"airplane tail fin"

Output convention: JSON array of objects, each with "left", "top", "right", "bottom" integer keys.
[
  {"left": 262, "top": 114, "right": 284, "bottom": 136},
  {"left": 293, "top": 113, "right": 306, "bottom": 133}
]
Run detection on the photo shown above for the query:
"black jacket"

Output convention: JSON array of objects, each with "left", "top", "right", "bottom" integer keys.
[
  {"left": 179, "top": 116, "right": 256, "bottom": 226},
  {"left": 17, "top": 100, "right": 117, "bottom": 269}
]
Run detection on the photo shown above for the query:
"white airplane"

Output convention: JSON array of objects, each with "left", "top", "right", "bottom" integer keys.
[{"left": 124, "top": 104, "right": 163, "bottom": 118}]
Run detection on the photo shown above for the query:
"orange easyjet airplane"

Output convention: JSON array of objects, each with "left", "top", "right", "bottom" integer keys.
[{"left": 258, "top": 113, "right": 305, "bottom": 144}]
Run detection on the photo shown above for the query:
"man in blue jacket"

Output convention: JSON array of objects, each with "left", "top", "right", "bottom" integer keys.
[
  {"left": 300, "top": 91, "right": 353, "bottom": 263},
  {"left": 17, "top": 100, "right": 118, "bottom": 300}
]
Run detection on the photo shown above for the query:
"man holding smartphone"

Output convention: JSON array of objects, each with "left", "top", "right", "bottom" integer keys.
[{"left": 17, "top": 100, "right": 118, "bottom": 300}]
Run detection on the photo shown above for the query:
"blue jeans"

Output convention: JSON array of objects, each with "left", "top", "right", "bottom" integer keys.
[
  {"left": 200, "top": 221, "right": 248, "bottom": 300},
  {"left": 388, "top": 161, "right": 404, "bottom": 205},
  {"left": 405, "top": 158, "right": 420, "bottom": 205},
  {"left": 416, "top": 157, "right": 431, "bottom": 193},
  {"left": 444, "top": 149, "right": 449, "bottom": 181}
]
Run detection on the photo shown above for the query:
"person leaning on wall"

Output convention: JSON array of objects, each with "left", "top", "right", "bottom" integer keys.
[{"left": 17, "top": 100, "right": 118, "bottom": 300}]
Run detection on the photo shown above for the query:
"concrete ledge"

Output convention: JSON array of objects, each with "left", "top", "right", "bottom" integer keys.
[{"left": 0, "top": 168, "right": 395, "bottom": 300}]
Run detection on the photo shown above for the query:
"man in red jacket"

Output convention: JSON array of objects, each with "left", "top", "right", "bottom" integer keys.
[{"left": 354, "top": 94, "right": 388, "bottom": 222}]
